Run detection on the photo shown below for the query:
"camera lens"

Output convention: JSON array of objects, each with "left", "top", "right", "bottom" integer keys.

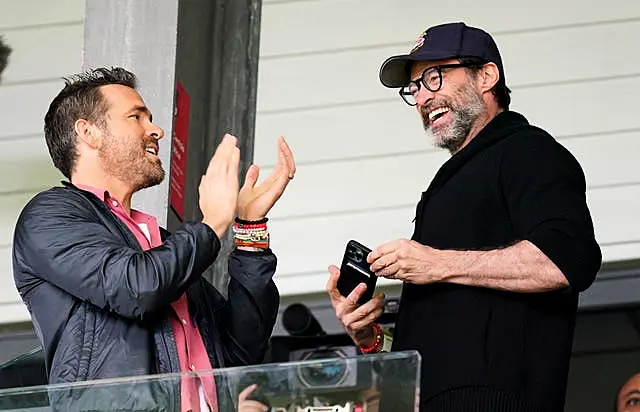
[
  {"left": 297, "top": 351, "right": 348, "bottom": 388},
  {"left": 298, "top": 362, "right": 347, "bottom": 387},
  {"left": 348, "top": 248, "right": 356, "bottom": 259}
]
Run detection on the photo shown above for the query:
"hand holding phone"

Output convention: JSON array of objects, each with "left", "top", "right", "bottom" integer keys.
[
  {"left": 327, "top": 242, "right": 385, "bottom": 348},
  {"left": 337, "top": 240, "right": 377, "bottom": 305}
]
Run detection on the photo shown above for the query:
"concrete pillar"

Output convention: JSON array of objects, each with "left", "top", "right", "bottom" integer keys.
[{"left": 83, "top": 0, "right": 180, "bottom": 227}]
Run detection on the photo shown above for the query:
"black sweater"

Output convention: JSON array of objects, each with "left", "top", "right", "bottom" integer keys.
[{"left": 392, "top": 111, "right": 602, "bottom": 412}]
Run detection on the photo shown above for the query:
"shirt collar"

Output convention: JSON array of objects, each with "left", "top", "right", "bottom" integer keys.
[
  {"left": 73, "top": 183, "right": 110, "bottom": 202},
  {"left": 68, "top": 182, "right": 154, "bottom": 222}
]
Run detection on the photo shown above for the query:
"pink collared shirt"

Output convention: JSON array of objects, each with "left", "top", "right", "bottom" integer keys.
[{"left": 76, "top": 184, "right": 217, "bottom": 412}]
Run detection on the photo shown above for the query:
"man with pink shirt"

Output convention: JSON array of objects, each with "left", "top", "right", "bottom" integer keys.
[{"left": 12, "top": 67, "right": 295, "bottom": 411}]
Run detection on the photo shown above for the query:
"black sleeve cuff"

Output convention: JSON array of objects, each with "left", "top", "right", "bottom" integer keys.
[{"left": 526, "top": 224, "right": 602, "bottom": 292}]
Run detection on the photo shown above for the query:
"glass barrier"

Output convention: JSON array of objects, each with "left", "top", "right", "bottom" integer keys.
[
  {"left": 0, "top": 350, "right": 420, "bottom": 412},
  {"left": 0, "top": 347, "right": 47, "bottom": 391}
]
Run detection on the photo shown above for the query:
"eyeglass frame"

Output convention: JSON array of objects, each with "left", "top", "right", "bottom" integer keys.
[{"left": 398, "top": 62, "right": 484, "bottom": 106}]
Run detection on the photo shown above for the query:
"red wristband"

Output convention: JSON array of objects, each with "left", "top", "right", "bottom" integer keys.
[{"left": 359, "top": 323, "right": 382, "bottom": 354}]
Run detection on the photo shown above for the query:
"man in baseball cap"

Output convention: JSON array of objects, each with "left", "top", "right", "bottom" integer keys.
[
  {"left": 377, "top": 21, "right": 513, "bottom": 154},
  {"left": 328, "top": 21, "right": 601, "bottom": 412},
  {"left": 379, "top": 22, "right": 507, "bottom": 89}
]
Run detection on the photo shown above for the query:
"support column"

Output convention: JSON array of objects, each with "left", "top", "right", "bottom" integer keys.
[
  {"left": 184, "top": 0, "right": 263, "bottom": 292},
  {"left": 83, "top": 0, "right": 180, "bottom": 227}
]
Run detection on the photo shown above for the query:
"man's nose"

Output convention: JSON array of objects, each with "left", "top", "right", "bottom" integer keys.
[
  {"left": 415, "top": 86, "right": 435, "bottom": 107},
  {"left": 148, "top": 123, "right": 165, "bottom": 140}
]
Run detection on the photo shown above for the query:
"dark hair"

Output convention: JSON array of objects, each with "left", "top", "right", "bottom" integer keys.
[
  {"left": 459, "top": 56, "right": 511, "bottom": 110},
  {"left": 44, "top": 67, "right": 137, "bottom": 179},
  {"left": 0, "top": 36, "right": 12, "bottom": 78}
]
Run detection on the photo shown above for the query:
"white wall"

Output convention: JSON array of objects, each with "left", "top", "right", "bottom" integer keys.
[
  {"left": 0, "top": 0, "right": 84, "bottom": 323},
  {"left": 0, "top": 0, "right": 639, "bottom": 324},
  {"left": 255, "top": 0, "right": 640, "bottom": 296}
]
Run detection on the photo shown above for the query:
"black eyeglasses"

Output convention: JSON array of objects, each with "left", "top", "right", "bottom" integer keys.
[{"left": 399, "top": 62, "right": 481, "bottom": 106}]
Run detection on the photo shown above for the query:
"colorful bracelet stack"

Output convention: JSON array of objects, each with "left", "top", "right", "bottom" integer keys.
[{"left": 233, "top": 217, "right": 269, "bottom": 249}]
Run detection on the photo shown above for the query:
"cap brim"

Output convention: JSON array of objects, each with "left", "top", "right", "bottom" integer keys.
[
  {"left": 379, "top": 55, "right": 416, "bottom": 88},
  {"left": 379, "top": 50, "right": 461, "bottom": 88}
]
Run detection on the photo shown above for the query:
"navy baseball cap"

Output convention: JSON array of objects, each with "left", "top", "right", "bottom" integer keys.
[{"left": 379, "top": 22, "right": 506, "bottom": 88}]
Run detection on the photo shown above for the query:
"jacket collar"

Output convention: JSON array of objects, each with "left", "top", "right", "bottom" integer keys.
[
  {"left": 412, "top": 111, "right": 531, "bottom": 230},
  {"left": 70, "top": 183, "right": 110, "bottom": 202},
  {"left": 61, "top": 180, "right": 107, "bottom": 198},
  {"left": 453, "top": 110, "right": 529, "bottom": 160}
]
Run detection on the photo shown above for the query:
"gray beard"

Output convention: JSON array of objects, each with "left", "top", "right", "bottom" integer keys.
[{"left": 424, "top": 84, "right": 485, "bottom": 154}]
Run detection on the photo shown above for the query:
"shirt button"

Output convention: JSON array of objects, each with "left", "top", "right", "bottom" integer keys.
[
  {"left": 111, "top": 200, "right": 118, "bottom": 207},
  {"left": 190, "top": 364, "right": 195, "bottom": 371},
  {"left": 181, "top": 318, "right": 187, "bottom": 325}
]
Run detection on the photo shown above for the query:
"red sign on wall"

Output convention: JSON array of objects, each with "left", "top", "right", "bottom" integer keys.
[{"left": 169, "top": 82, "right": 190, "bottom": 221}]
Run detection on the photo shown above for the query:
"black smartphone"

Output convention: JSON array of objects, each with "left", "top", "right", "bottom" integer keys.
[{"left": 337, "top": 240, "right": 377, "bottom": 305}]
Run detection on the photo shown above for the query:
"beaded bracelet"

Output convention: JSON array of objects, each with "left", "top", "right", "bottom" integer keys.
[
  {"left": 359, "top": 323, "right": 393, "bottom": 354},
  {"left": 359, "top": 323, "right": 383, "bottom": 354}
]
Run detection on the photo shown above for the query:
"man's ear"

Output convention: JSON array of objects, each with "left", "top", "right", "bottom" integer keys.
[
  {"left": 74, "top": 119, "right": 101, "bottom": 149},
  {"left": 478, "top": 62, "right": 500, "bottom": 93}
]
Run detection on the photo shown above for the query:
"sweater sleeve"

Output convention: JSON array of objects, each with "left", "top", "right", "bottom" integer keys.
[{"left": 499, "top": 130, "right": 602, "bottom": 292}]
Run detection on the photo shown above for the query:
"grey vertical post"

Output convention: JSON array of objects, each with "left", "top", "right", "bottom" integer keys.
[
  {"left": 169, "top": 0, "right": 263, "bottom": 293},
  {"left": 205, "top": 0, "right": 263, "bottom": 292},
  {"left": 82, "top": 0, "right": 180, "bottom": 228}
]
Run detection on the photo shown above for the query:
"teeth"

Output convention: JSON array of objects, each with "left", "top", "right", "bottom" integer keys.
[
  {"left": 428, "top": 107, "right": 449, "bottom": 121},
  {"left": 145, "top": 148, "right": 157, "bottom": 155}
]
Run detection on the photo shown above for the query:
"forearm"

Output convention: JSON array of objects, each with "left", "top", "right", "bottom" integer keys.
[
  {"left": 439, "top": 240, "right": 569, "bottom": 292},
  {"left": 222, "top": 281, "right": 279, "bottom": 365},
  {"left": 220, "top": 250, "right": 279, "bottom": 365},
  {"left": 18, "top": 218, "right": 219, "bottom": 318},
  {"left": 119, "top": 222, "right": 221, "bottom": 312}
]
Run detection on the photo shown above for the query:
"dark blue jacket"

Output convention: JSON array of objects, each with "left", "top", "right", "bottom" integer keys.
[{"left": 12, "top": 183, "right": 279, "bottom": 410}]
